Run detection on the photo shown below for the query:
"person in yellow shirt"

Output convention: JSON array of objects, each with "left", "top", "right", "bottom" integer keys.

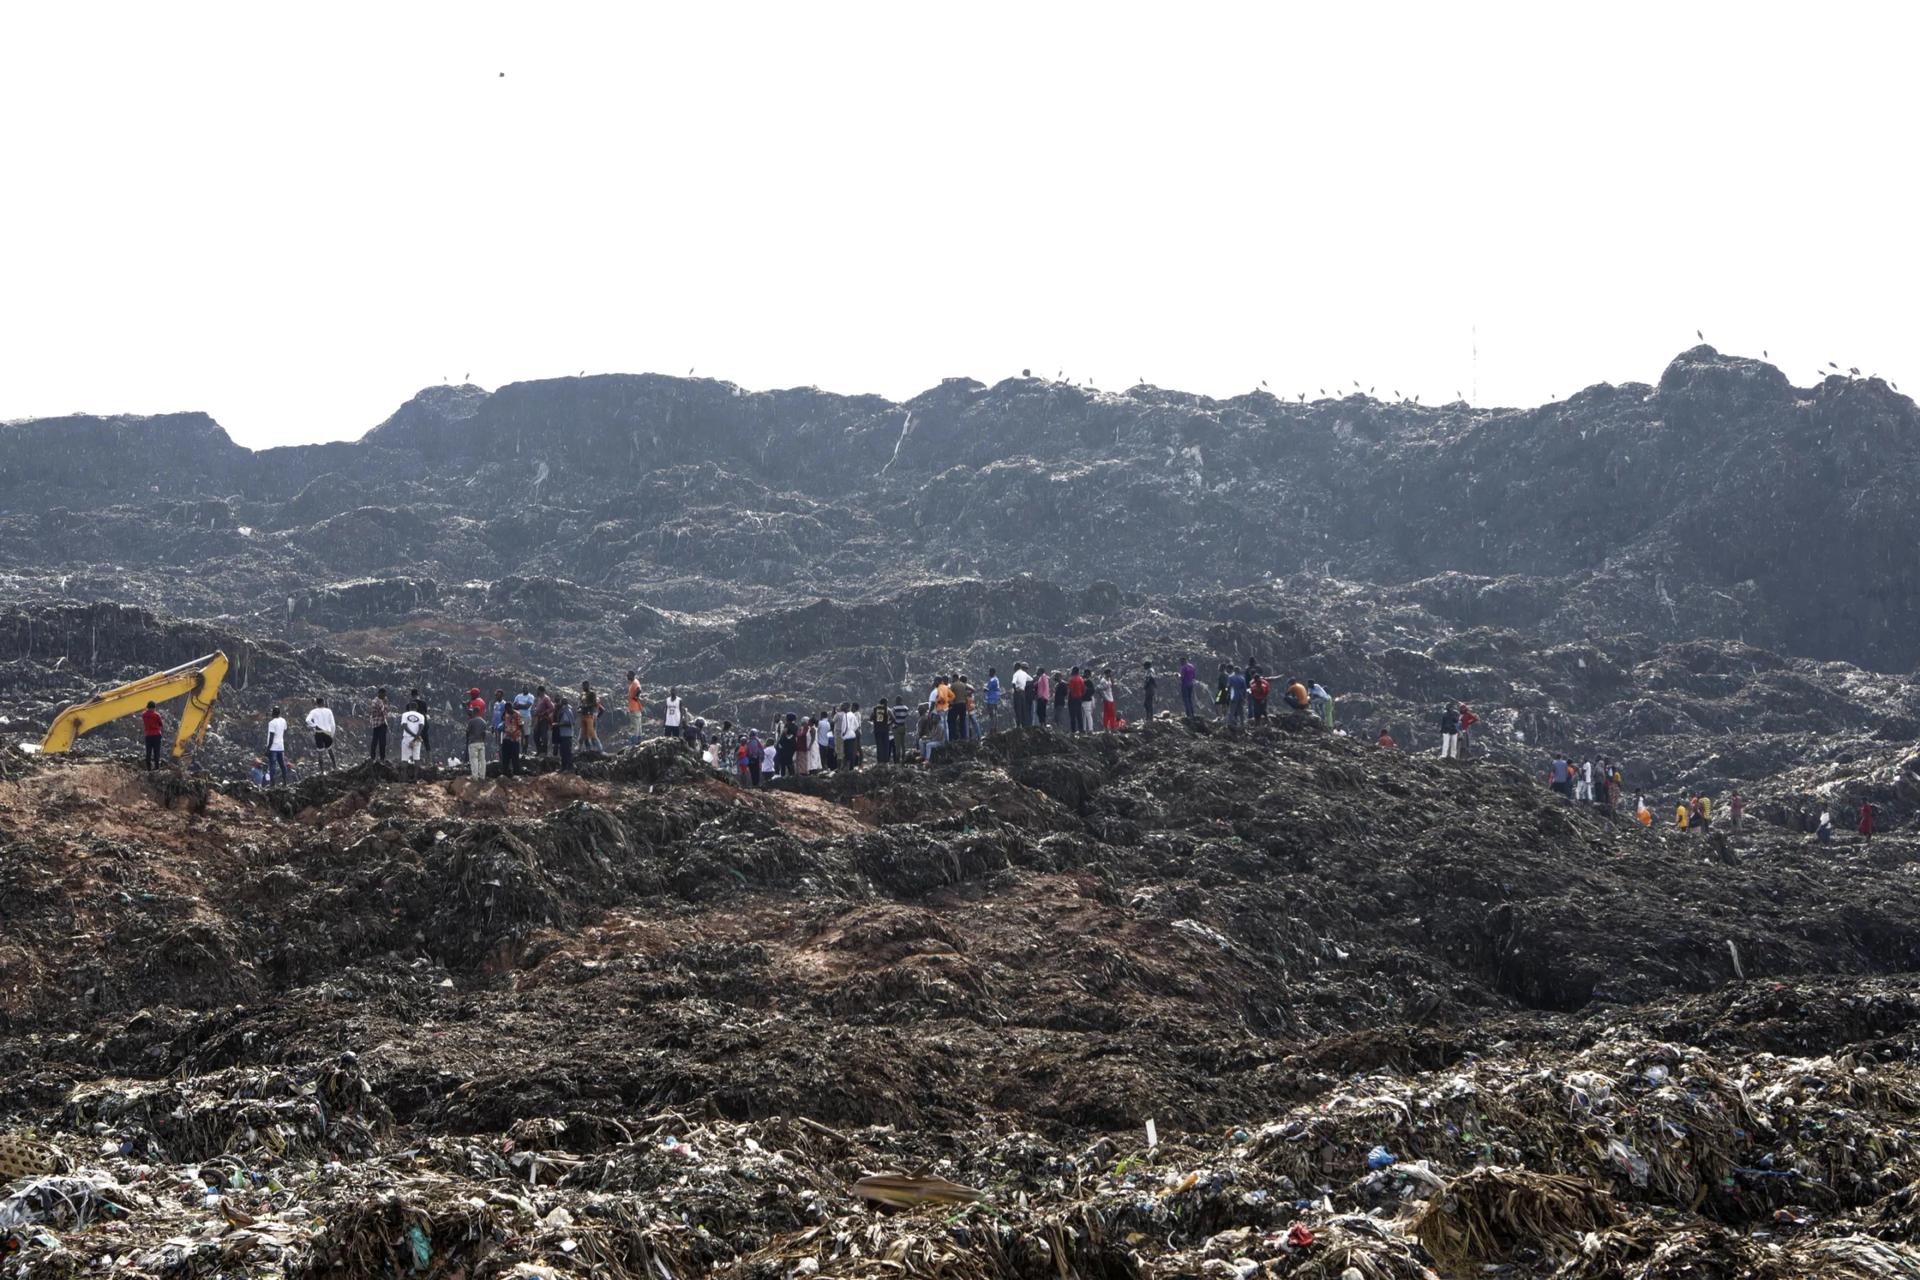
[{"left": 1675, "top": 802, "right": 1690, "bottom": 831}]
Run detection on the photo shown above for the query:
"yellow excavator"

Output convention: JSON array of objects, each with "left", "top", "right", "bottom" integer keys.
[{"left": 39, "top": 651, "right": 230, "bottom": 760}]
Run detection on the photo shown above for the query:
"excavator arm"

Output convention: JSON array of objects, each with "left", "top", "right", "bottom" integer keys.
[{"left": 39, "top": 651, "right": 230, "bottom": 759}]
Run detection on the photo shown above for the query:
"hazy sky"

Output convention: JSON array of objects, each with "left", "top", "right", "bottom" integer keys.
[{"left": 4, "top": 3, "right": 1915, "bottom": 447}]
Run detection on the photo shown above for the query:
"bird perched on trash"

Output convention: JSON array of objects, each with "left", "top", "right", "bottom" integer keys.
[{"left": 852, "top": 1173, "right": 983, "bottom": 1208}]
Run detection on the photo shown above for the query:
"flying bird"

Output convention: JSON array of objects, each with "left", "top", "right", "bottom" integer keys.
[
  {"left": 1022, "top": 368, "right": 1031, "bottom": 377},
  {"left": 579, "top": 370, "right": 585, "bottom": 375},
  {"left": 1319, "top": 388, "right": 1326, "bottom": 396},
  {"left": 464, "top": 372, "right": 469, "bottom": 380},
  {"left": 1297, "top": 392, "right": 1305, "bottom": 402},
  {"left": 1851, "top": 367, "right": 1861, "bottom": 375},
  {"left": 1260, "top": 380, "right": 1267, "bottom": 387},
  {"left": 1369, "top": 385, "right": 1375, "bottom": 394},
  {"left": 1696, "top": 329, "right": 1703, "bottom": 340},
  {"left": 1763, "top": 349, "right": 1769, "bottom": 358},
  {"left": 1352, "top": 380, "right": 1360, "bottom": 388},
  {"left": 1830, "top": 361, "right": 1839, "bottom": 369},
  {"left": 499, "top": 72, "right": 505, "bottom": 78}
]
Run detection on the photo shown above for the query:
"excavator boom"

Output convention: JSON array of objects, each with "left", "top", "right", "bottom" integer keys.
[{"left": 39, "top": 651, "right": 230, "bottom": 759}]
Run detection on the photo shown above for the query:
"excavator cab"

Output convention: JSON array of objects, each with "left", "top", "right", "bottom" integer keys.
[{"left": 39, "top": 651, "right": 230, "bottom": 761}]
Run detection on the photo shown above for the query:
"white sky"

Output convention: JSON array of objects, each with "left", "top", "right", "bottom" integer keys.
[{"left": 3, "top": 2, "right": 1916, "bottom": 447}]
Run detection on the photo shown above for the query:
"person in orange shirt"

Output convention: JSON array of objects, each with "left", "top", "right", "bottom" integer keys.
[{"left": 626, "top": 669, "right": 644, "bottom": 742}]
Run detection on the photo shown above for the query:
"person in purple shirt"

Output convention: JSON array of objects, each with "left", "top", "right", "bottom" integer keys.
[{"left": 1179, "top": 657, "right": 1199, "bottom": 717}]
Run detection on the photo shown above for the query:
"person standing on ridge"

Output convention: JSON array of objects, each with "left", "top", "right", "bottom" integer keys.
[
  {"left": 1142, "top": 662, "right": 1157, "bottom": 719},
  {"left": 1308, "top": 681, "right": 1333, "bottom": 728},
  {"left": 1010, "top": 662, "right": 1032, "bottom": 727},
  {"left": 917, "top": 702, "right": 940, "bottom": 763},
  {"left": 1456, "top": 703, "right": 1478, "bottom": 756},
  {"left": 663, "top": 687, "right": 683, "bottom": 741},
  {"left": 1179, "top": 657, "right": 1198, "bottom": 717},
  {"left": 1249, "top": 669, "right": 1270, "bottom": 720},
  {"left": 1215, "top": 663, "right": 1230, "bottom": 715},
  {"left": 891, "top": 696, "right": 911, "bottom": 762},
  {"left": 1100, "top": 667, "right": 1120, "bottom": 730},
  {"left": 984, "top": 668, "right": 1001, "bottom": 733},
  {"left": 928, "top": 677, "right": 951, "bottom": 740},
  {"left": 500, "top": 698, "right": 524, "bottom": 776},
  {"left": 1031, "top": 669, "right": 1049, "bottom": 729},
  {"left": 306, "top": 696, "right": 338, "bottom": 772},
  {"left": 1438, "top": 703, "right": 1461, "bottom": 758},
  {"left": 554, "top": 696, "right": 576, "bottom": 771},
  {"left": 1066, "top": 668, "right": 1087, "bottom": 733},
  {"left": 776, "top": 714, "right": 797, "bottom": 778},
  {"left": 871, "top": 699, "right": 893, "bottom": 764},
  {"left": 140, "top": 700, "right": 165, "bottom": 771},
  {"left": 531, "top": 685, "right": 555, "bottom": 757},
  {"left": 266, "top": 705, "right": 291, "bottom": 785},
  {"left": 841, "top": 703, "right": 862, "bottom": 767},
  {"left": 1052, "top": 667, "right": 1069, "bottom": 727},
  {"left": 579, "top": 681, "right": 601, "bottom": 752},
  {"left": 399, "top": 700, "right": 427, "bottom": 774},
  {"left": 369, "top": 687, "right": 390, "bottom": 761},
  {"left": 1730, "top": 789, "right": 1745, "bottom": 830},
  {"left": 950, "top": 674, "right": 974, "bottom": 742},
  {"left": 1227, "top": 666, "right": 1248, "bottom": 725},
  {"left": 626, "top": 670, "right": 644, "bottom": 742},
  {"left": 1547, "top": 753, "right": 1572, "bottom": 800},
  {"left": 512, "top": 685, "right": 533, "bottom": 744},
  {"left": 465, "top": 703, "right": 489, "bottom": 780},
  {"left": 818, "top": 709, "right": 839, "bottom": 771},
  {"left": 1860, "top": 800, "right": 1876, "bottom": 842}
]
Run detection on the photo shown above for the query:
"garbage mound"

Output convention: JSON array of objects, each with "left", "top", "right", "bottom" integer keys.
[{"left": 5, "top": 715, "right": 1920, "bottom": 1276}]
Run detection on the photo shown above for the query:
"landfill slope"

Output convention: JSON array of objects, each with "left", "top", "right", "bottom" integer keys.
[{"left": 5, "top": 726, "right": 1920, "bottom": 1277}]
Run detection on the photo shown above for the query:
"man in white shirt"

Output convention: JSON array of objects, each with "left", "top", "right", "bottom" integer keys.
[
  {"left": 1010, "top": 663, "right": 1032, "bottom": 727},
  {"left": 305, "top": 697, "right": 338, "bottom": 772},
  {"left": 664, "top": 688, "right": 684, "bottom": 740},
  {"left": 265, "top": 706, "right": 291, "bottom": 785},
  {"left": 400, "top": 702, "right": 427, "bottom": 768},
  {"left": 839, "top": 703, "right": 861, "bottom": 768}
]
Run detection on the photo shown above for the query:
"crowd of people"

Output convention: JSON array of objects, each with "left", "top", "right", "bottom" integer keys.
[
  {"left": 126, "top": 660, "right": 1867, "bottom": 843},
  {"left": 223, "top": 659, "right": 1351, "bottom": 785}
]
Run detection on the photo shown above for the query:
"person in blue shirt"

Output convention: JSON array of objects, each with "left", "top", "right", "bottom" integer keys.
[
  {"left": 1227, "top": 667, "right": 1249, "bottom": 726},
  {"left": 984, "top": 668, "right": 1002, "bottom": 734},
  {"left": 1308, "top": 682, "right": 1333, "bottom": 728}
]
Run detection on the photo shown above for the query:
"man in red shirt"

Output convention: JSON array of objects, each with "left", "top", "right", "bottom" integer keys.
[
  {"left": 1066, "top": 669, "right": 1087, "bottom": 733},
  {"left": 140, "top": 700, "right": 165, "bottom": 771}
]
